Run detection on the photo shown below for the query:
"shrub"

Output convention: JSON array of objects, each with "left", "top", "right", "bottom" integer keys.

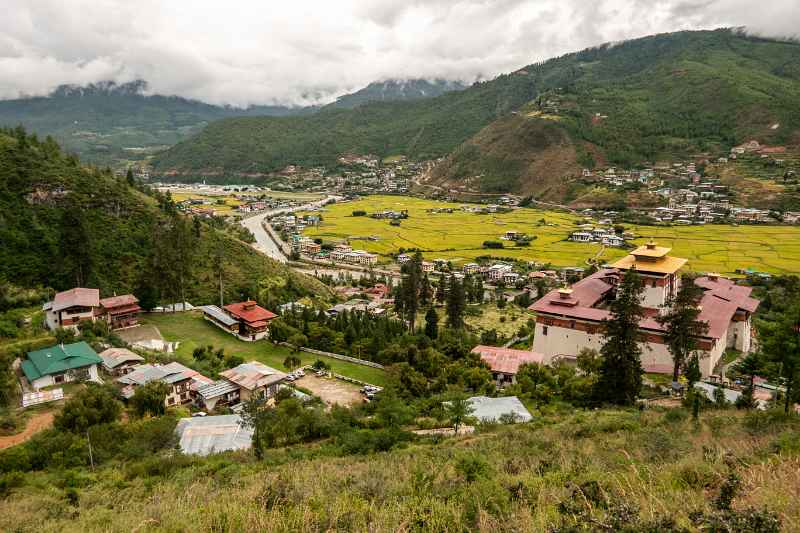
[
  {"left": 54, "top": 384, "right": 122, "bottom": 433},
  {"left": 455, "top": 454, "right": 490, "bottom": 482}
]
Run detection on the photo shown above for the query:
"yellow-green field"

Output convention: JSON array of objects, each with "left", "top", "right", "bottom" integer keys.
[
  {"left": 170, "top": 190, "right": 325, "bottom": 215},
  {"left": 303, "top": 195, "right": 800, "bottom": 274}
]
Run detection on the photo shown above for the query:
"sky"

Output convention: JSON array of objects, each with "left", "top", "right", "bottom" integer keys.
[{"left": 1, "top": 0, "right": 798, "bottom": 107}]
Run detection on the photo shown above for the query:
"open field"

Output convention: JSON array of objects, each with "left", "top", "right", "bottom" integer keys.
[
  {"left": 141, "top": 312, "right": 387, "bottom": 386},
  {"left": 301, "top": 195, "right": 800, "bottom": 274}
]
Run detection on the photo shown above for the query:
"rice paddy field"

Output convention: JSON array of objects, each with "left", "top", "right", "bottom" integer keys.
[{"left": 302, "top": 195, "right": 800, "bottom": 274}]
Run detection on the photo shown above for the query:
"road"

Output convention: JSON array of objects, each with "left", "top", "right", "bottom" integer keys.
[{"left": 241, "top": 195, "right": 340, "bottom": 263}]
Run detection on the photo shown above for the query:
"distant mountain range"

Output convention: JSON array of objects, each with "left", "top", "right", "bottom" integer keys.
[
  {"left": 328, "top": 79, "right": 466, "bottom": 109},
  {"left": 150, "top": 29, "right": 800, "bottom": 201},
  {"left": 0, "top": 78, "right": 466, "bottom": 166}
]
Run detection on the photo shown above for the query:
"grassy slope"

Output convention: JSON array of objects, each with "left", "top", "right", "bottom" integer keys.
[
  {"left": 143, "top": 312, "right": 386, "bottom": 386},
  {"left": 302, "top": 195, "right": 800, "bottom": 274},
  {"left": 1, "top": 408, "right": 797, "bottom": 531}
]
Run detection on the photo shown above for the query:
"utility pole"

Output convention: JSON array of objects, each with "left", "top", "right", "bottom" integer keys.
[{"left": 86, "top": 430, "right": 95, "bottom": 471}]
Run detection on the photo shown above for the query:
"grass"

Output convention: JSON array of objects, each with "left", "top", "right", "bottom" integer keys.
[
  {"left": 141, "top": 312, "right": 387, "bottom": 386},
  {"left": 2, "top": 408, "right": 799, "bottom": 531},
  {"left": 301, "top": 195, "right": 800, "bottom": 274}
]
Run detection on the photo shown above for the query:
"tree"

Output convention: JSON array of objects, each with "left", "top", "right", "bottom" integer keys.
[
  {"left": 398, "top": 253, "right": 422, "bottom": 331},
  {"left": 516, "top": 363, "right": 555, "bottom": 402},
  {"left": 288, "top": 333, "right": 308, "bottom": 353},
  {"left": 446, "top": 275, "right": 466, "bottom": 330},
  {"left": 126, "top": 167, "right": 135, "bottom": 187},
  {"left": 54, "top": 384, "right": 122, "bottom": 433},
  {"left": 656, "top": 275, "right": 708, "bottom": 381},
  {"left": 596, "top": 269, "right": 645, "bottom": 405},
  {"left": 424, "top": 307, "right": 439, "bottom": 340},
  {"left": 130, "top": 381, "right": 169, "bottom": 418},
  {"left": 283, "top": 354, "right": 302, "bottom": 370},
  {"left": 733, "top": 352, "right": 764, "bottom": 410},
  {"left": 444, "top": 395, "right": 474, "bottom": 434},
  {"left": 758, "top": 302, "right": 800, "bottom": 414}
]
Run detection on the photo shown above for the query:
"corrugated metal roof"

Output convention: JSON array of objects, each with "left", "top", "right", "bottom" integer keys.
[
  {"left": 198, "top": 380, "right": 241, "bottom": 399},
  {"left": 175, "top": 415, "right": 253, "bottom": 456},
  {"left": 466, "top": 396, "right": 533, "bottom": 423},
  {"left": 199, "top": 305, "right": 238, "bottom": 327}
]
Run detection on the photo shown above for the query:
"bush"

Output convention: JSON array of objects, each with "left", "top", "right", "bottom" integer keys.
[
  {"left": 54, "top": 384, "right": 122, "bottom": 433},
  {"left": 455, "top": 454, "right": 490, "bottom": 482}
]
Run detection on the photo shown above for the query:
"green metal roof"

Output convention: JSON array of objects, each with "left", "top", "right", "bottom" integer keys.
[{"left": 23, "top": 341, "right": 102, "bottom": 381}]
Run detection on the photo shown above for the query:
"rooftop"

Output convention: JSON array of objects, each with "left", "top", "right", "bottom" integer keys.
[
  {"left": 611, "top": 241, "right": 687, "bottom": 274},
  {"left": 99, "top": 294, "right": 139, "bottom": 309},
  {"left": 22, "top": 341, "right": 102, "bottom": 381},
  {"left": 466, "top": 396, "right": 533, "bottom": 423},
  {"left": 471, "top": 346, "right": 546, "bottom": 375},
  {"left": 51, "top": 287, "right": 100, "bottom": 312},
  {"left": 175, "top": 415, "right": 253, "bottom": 456},
  {"left": 99, "top": 347, "right": 144, "bottom": 369},
  {"left": 223, "top": 301, "right": 277, "bottom": 324},
  {"left": 219, "top": 361, "right": 287, "bottom": 390}
]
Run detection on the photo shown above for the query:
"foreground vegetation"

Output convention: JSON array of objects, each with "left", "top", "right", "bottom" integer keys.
[
  {"left": 0, "top": 407, "right": 797, "bottom": 531},
  {"left": 303, "top": 195, "right": 800, "bottom": 274}
]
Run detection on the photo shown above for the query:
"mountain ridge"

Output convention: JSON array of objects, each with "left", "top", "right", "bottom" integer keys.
[{"left": 150, "top": 29, "right": 800, "bottom": 198}]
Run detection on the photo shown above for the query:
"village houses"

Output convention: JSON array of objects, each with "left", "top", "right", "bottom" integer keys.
[{"left": 22, "top": 341, "right": 103, "bottom": 390}]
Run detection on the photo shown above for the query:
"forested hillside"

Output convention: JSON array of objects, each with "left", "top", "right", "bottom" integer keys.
[
  {"left": 0, "top": 127, "right": 328, "bottom": 306},
  {"left": 153, "top": 30, "right": 800, "bottom": 192}
]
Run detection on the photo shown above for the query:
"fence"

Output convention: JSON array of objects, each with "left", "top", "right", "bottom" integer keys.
[
  {"left": 22, "top": 388, "right": 64, "bottom": 408},
  {"left": 279, "top": 343, "right": 384, "bottom": 369}
]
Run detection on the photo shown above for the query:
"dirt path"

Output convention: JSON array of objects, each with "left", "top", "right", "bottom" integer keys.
[{"left": 0, "top": 411, "right": 55, "bottom": 450}]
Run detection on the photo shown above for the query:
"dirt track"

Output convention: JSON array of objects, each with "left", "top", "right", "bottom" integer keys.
[{"left": 0, "top": 411, "right": 54, "bottom": 450}]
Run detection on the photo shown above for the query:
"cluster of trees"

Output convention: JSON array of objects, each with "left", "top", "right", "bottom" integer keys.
[{"left": 0, "top": 127, "right": 323, "bottom": 313}]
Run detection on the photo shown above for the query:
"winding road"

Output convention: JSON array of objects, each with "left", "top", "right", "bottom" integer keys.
[{"left": 240, "top": 195, "right": 340, "bottom": 263}]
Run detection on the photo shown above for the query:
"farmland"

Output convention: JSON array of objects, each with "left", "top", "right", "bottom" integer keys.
[{"left": 302, "top": 195, "right": 800, "bottom": 274}]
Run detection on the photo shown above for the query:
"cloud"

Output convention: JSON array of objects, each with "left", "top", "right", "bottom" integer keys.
[{"left": 0, "top": 0, "right": 798, "bottom": 106}]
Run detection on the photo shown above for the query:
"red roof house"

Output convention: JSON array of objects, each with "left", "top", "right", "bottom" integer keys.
[
  {"left": 99, "top": 294, "right": 142, "bottom": 330},
  {"left": 223, "top": 301, "right": 277, "bottom": 341},
  {"left": 471, "top": 345, "right": 547, "bottom": 388}
]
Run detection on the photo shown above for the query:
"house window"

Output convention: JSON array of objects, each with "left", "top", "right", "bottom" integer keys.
[
  {"left": 569, "top": 320, "right": 576, "bottom": 329},
  {"left": 168, "top": 397, "right": 175, "bottom": 405},
  {"left": 542, "top": 326, "right": 548, "bottom": 336}
]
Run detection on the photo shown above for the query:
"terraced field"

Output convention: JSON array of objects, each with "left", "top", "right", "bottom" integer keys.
[{"left": 302, "top": 195, "right": 800, "bottom": 274}]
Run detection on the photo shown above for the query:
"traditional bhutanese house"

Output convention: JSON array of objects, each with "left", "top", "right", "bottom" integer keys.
[
  {"left": 22, "top": 341, "right": 103, "bottom": 390},
  {"left": 223, "top": 301, "right": 277, "bottom": 341},
  {"left": 43, "top": 288, "right": 100, "bottom": 331},
  {"left": 529, "top": 245, "right": 760, "bottom": 377},
  {"left": 219, "top": 361, "right": 287, "bottom": 403},
  {"left": 198, "top": 361, "right": 287, "bottom": 411},
  {"left": 470, "top": 345, "right": 547, "bottom": 388},
  {"left": 99, "top": 347, "right": 144, "bottom": 376},
  {"left": 99, "top": 294, "right": 142, "bottom": 330},
  {"left": 118, "top": 362, "right": 212, "bottom": 407}
]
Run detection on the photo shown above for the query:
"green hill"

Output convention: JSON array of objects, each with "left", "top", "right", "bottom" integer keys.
[
  {"left": 152, "top": 30, "right": 800, "bottom": 193},
  {"left": 0, "top": 81, "right": 307, "bottom": 168},
  {"left": 0, "top": 127, "right": 328, "bottom": 306}
]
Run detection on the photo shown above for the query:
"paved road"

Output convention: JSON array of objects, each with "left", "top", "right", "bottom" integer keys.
[{"left": 241, "top": 195, "right": 340, "bottom": 263}]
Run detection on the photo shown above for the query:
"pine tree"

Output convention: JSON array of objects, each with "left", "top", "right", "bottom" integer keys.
[
  {"left": 126, "top": 167, "right": 135, "bottom": 187},
  {"left": 656, "top": 275, "right": 708, "bottom": 382},
  {"left": 596, "top": 269, "right": 645, "bottom": 405},
  {"left": 424, "top": 307, "right": 439, "bottom": 339},
  {"left": 758, "top": 302, "right": 800, "bottom": 414},
  {"left": 446, "top": 275, "right": 466, "bottom": 330}
]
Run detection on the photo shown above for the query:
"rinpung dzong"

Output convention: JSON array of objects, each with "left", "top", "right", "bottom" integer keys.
[
  {"left": 43, "top": 287, "right": 141, "bottom": 331},
  {"left": 529, "top": 242, "right": 759, "bottom": 377}
]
